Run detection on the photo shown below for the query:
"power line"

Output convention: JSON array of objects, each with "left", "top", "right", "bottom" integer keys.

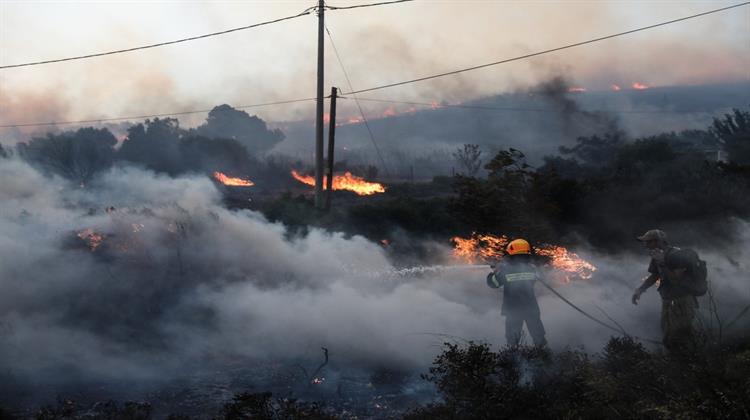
[
  {"left": 0, "top": 97, "right": 316, "bottom": 128},
  {"left": 325, "top": 0, "right": 414, "bottom": 11},
  {"left": 0, "top": 8, "right": 316, "bottom": 70},
  {"left": 343, "top": 1, "right": 750, "bottom": 95},
  {"left": 325, "top": 24, "right": 392, "bottom": 177},
  {"left": 0, "top": 0, "right": 416, "bottom": 70},
  {"left": 344, "top": 96, "right": 722, "bottom": 115}
]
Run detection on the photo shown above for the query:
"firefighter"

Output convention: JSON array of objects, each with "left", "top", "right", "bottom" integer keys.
[
  {"left": 631, "top": 229, "right": 698, "bottom": 351},
  {"left": 487, "top": 238, "right": 547, "bottom": 347}
]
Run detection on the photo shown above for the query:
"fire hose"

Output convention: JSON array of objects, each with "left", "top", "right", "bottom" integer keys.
[
  {"left": 482, "top": 264, "right": 662, "bottom": 345},
  {"left": 535, "top": 277, "right": 663, "bottom": 345}
]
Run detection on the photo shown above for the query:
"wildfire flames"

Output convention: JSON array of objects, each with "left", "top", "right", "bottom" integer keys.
[
  {"left": 631, "top": 82, "right": 650, "bottom": 90},
  {"left": 451, "top": 233, "right": 597, "bottom": 283},
  {"left": 213, "top": 171, "right": 254, "bottom": 187},
  {"left": 453, "top": 234, "right": 509, "bottom": 263},
  {"left": 291, "top": 170, "right": 386, "bottom": 196},
  {"left": 567, "top": 87, "right": 587, "bottom": 93}
]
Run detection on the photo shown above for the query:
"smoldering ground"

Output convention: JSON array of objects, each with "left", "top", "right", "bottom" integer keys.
[{"left": 1, "top": 157, "right": 749, "bottom": 410}]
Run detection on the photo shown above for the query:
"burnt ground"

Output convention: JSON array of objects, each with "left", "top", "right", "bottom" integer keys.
[{"left": 2, "top": 356, "right": 437, "bottom": 418}]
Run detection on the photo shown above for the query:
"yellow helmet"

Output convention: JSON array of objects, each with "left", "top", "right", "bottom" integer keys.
[{"left": 506, "top": 238, "right": 531, "bottom": 255}]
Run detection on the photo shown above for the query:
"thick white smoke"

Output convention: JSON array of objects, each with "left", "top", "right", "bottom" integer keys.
[{"left": 1, "top": 157, "right": 748, "bottom": 390}]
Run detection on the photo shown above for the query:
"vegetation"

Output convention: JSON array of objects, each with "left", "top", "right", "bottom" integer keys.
[
  {"left": 6, "top": 337, "right": 749, "bottom": 419},
  {"left": 406, "top": 337, "right": 750, "bottom": 419}
]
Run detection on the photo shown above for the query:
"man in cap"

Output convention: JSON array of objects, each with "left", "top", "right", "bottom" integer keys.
[
  {"left": 487, "top": 238, "right": 547, "bottom": 347},
  {"left": 632, "top": 229, "right": 697, "bottom": 351}
]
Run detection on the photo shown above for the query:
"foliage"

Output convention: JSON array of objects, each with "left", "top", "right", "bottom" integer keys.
[
  {"left": 449, "top": 148, "right": 560, "bottom": 242},
  {"left": 194, "top": 105, "right": 285, "bottom": 155},
  {"left": 406, "top": 337, "right": 750, "bottom": 419},
  {"left": 18, "top": 127, "right": 117, "bottom": 185},
  {"left": 118, "top": 118, "right": 184, "bottom": 175},
  {"left": 710, "top": 108, "right": 750, "bottom": 165},
  {"left": 453, "top": 144, "right": 483, "bottom": 176}
]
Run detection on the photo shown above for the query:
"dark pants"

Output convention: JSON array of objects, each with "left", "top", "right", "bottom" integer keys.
[
  {"left": 505, "top": 310, "right": 546, "bottom": 347},
  {"left": 661, "top": 295, "right": 696, "bottom": 352}
]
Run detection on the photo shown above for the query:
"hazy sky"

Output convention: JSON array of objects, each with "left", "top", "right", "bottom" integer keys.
[{"left": 0, "top": 0, "right": 748, "bottom": 131}]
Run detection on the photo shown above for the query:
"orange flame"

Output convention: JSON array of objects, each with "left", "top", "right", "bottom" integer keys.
[
  {"left": 77, "top": 228, "right": 105, "bottom": 251},
  {"left": 452, "top": 234, "right": 509, "bottom": 264},
  {"left": 568, "top": 87, "right": 587, "bottom": 93},
  {"left": 631, "top": 82, "right": 649, "bottom": 90},
  {"left": 611, "top": 84, "right": 622, "bottom": 91},
  {"left": 534, "top": 244, "right": 597, "bottom": 282},
  {"left": 451, "top": 233, "right": 597, "bottom": 283},
  {"left": 291, "top": 170, "right": 385, "bottom": 196},
  {"left": 213, "top": 171, "right": 254, "bottom": 187}
]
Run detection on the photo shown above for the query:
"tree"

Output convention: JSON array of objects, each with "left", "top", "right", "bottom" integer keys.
[
  {"left": 19, "top": 127, "right": 116, "bottom": 185},
  {"left": 0, "top": 143, "right": 7, "bottom": 158},
  {"left": 194, "top": 105, "right": 284, "bottom": 155},
  {"left": 178, "top": 135, "right": 253, "bottom": 174},
  {"left": 710, "top": 108, "right": 750, "bottom": 165},
  {"left": 559, "top": 131, "right": 625, "bottom": 167},
  {"left": 452, "top": 144, "right": 483, "bottom": 176},
  {"left": 117, "top": 118, "right": 183, "bottom": 175}
]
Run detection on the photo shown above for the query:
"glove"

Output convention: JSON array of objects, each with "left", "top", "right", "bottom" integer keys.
[{"left": 631, "top": 288, "right": 642, "bottom": 305}]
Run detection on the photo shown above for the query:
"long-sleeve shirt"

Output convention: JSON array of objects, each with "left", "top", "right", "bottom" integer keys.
[{"left": 488, "top": 256, "right": 541, "bottom": 315}]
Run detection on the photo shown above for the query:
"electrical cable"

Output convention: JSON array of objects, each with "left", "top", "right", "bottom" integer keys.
[
  {"left": 0, "top": 97, "right": 316, "bottom": 128},
  {"left": 0, "top": 8, "right": 316, "bottom": 69},
  {"left": 343, "top": 96, "right": 711, "bottom": 115},
  {"left": 325, "top": 23, "right": 392, "bottom": 177},
  {"left": 342, "top": 1, "right": 750, "bottom": 95},
  {"left": 324, "top": 0, "right": 414, "bottom": 11}
]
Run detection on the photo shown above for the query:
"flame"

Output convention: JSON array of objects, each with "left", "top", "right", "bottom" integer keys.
[
  {"left": 631, "top": 82, "right": 650, "bottom": 90},
  {"left": 451, "top": 233, "right": 596, "bottom": 283},
  {"left": 77, "top": 228, "right": 104, "bottom": 251},
  {"left": 213, "top": 171, "right": 254, "bottom": 187},
  {"left": 291, "top": 170, "right": 385, "bottom": 196},
  {"left": 452, "top": 234, "right": 509, "bottom": 264},
  {"left": 611, "top": 84, "right": 622, "bottom": 91},
  {"left": 568, "top": 87, "right": 587, "bottom": 93},
  {"left": 534, "top": 244, "right": 597, "bottom": 282}
]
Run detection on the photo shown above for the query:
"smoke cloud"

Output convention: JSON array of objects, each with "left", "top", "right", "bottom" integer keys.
[{"left": 1, "top": 157, "right": 748, "bottom": 406}]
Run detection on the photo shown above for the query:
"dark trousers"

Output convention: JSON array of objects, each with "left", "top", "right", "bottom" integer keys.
[
  {"left": 661, "top": 295, "right": 696, "bottom": 352},
  {"left": 505, "top": 310, "right": 547, "bottom": 347}
]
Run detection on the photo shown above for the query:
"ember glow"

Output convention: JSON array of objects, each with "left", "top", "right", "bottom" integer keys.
[
  {"left": 451, "top": 233, "right": 597, "bottom": 283},
  {"left": 77, "top": 228, "right": 105, "bottom": 251},
  {"left": 567, "top": 87, "right": 587, "bottom": 93},
  {"left": 291, "top": 170, "right": 386, "bottom": 196},
  {"left": 213, "top": 171, "right": 254, "bottom": 187},
  {"left": 631, "top": 82, "right": 650, "bottom": 90},
  {"left": 611, "top": 84, "right": 622, "bottom": 91}
]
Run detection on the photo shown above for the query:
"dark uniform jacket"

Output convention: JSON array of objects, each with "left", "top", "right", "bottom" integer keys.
[{"left": 487, "top": 255, "right": 541, "bottom": 315}]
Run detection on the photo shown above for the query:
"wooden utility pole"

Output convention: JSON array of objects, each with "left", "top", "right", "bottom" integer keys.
[
  {"left": 314, "top": 0, "right": 325, "bottom": 209},
  {"left": 325, "top": 87, "right": 338, "bottom": 210}
]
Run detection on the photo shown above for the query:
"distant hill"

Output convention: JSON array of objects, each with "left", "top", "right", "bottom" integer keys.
[{"left": 272, "top": 81, "right": 750, "bottom": 177}]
